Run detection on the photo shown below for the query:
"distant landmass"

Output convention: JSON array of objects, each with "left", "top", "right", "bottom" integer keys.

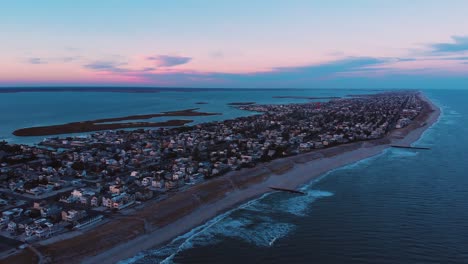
[
  {"left": 228, "top": 102, "right": 256, "bottom": 106},
  {"left": 13, "top": 108, "right": 221, "bottom": 136},
  {"left": 272, "top": 96, "right": 341, "bottom": 100}
]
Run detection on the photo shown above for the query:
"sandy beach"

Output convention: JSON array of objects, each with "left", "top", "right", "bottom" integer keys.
[{"left": 2, "top": 92, "right": 440, "bottom": 264}]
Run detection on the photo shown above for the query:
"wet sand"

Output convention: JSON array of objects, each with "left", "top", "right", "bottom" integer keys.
[{"left": 2, "top": 93, "right": 440, "bottom": 264}]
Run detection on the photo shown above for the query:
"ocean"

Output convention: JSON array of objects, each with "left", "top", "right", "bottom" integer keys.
[
  {"left": 3, "top": 88, "right": 468, "bottom": 263},
  {"left": 0, "top": 88, "right": 372, "bottom": 145}
]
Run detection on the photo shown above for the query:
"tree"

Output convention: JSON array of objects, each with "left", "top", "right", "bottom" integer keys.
[{"left": 71, "top": 161, "right": 85, "bottom": 171}]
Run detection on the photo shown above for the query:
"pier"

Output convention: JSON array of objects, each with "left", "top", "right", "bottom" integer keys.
[
  {"left": 391, "top": 145, "right": 431, "bottom": 150},
  {"left": 269, "top": 187, "right": 305, "bottom": 195}
]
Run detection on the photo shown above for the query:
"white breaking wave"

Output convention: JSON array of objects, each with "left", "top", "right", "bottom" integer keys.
[
  {"left": 119, "top": 193, "right": 273, "bottom": 264},
  {"left": 276, "top": 190, "right": 334, "bottom": 216},
  {"left": 447, "top": 110, "right": 461, "bottom": 116},
  {"left": 436, "top": 101, "right": 460, "bottom": 126},
  {"left": 316, "top": 148, "right": 389, "bottom": 176},
  {"left": 387, "top": 148, "right": 419, "bottom": 159},
  {"left": 242, "top": 189, "right": 333, "bottom": 217},
  {"left": 120, "top": 188, "right": 334, "bottom": 264}
]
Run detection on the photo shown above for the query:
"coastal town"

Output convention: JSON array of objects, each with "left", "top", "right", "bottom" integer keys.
[{"left": 0, "top": 91, "right": 424, "bottom": 259}]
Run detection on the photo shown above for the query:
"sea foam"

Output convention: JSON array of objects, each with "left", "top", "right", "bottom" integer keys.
[
  {"left": 121, "top": 188, "right": 334, "bottom": 264},
  {"left": 388, "top": 148, "right": 419, "bottom": 159}
]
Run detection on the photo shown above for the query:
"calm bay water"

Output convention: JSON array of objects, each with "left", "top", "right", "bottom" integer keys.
[
  {"left": 3, "top": 88, "right": 467, "bottom": 263},
  {"left": 0, "top": 88, "right": 371, "bottom": 145},
  {"left": 119, "top": 89, "right": 468, "bottom": 264}
]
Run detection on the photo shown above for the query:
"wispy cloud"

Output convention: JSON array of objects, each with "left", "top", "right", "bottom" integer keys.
[
  {"left": 429, "top": 36, "right": 468, "bottom": 53},
  {"left": 26, "top": 56, "right": 81, "bottom": 65},
  {"left": 146, "top": 55, "right": 192, "bottom": 67},
  {"left": 12, "top": 53, "right": 468, "bottom": 88},
  {"left": 129, "top": 56, "right": 396, "bottom": 87},
  {"left": 84, "top": 61, "right": 128, "bottom": 72},
  {"left": 27, "top": 58, "right": 48, "bottom": 64},
  {"left": 272, "top": 57, "right": 394, "bottom": 74},
  {"left": 78, "top": 52, "right": 467, "bottom": 88},
  {"left": 210, "top": 51, "right": 224, "bottom": 58},
  {"left": 83, "top": 60, "right": 158, "bottom": 74},
  {"left": 444, "top": 56, "right": 468, "bottom": 61},
  {"left": 60, "top": 56, "right": 81, "bottom": 62}
]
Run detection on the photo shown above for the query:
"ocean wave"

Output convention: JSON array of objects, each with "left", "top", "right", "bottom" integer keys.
[
  {"left": 439, "top": 113, "right": 461, "bottom": 125},
  {"left": 276, "top": 190, "right": 334, "bottom": 216},
  {"left": 327, "top": 149, "right": 389, "bottom": 173},
  {"left": 387, "top": 148, "right": 419, "bottom": 159},
  {"left": 119, "top": 194, "right": 273, "bottom": 264},
  {"left": 133, "top": 216, "right": 294, "bottom": 264},
  {"left": 193, "top": 216, "right": 294, "bottom": 248},
  {"left": 243, "top": 189, "right": 334, "bottom": 217},
  {"left": 437, "top": 102, "right": 461, "bottom": 125},
  {"left": 440, "top": 118, "right": 456, "bottom": 125},
  {"left": 121, "top": 187, "right": 334, "bottom": 264},
  {"left": 447, "top": 110, "right": 462, "bottom": 116}
]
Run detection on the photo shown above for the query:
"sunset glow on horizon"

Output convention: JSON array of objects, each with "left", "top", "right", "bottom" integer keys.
[{"left": 1, "top": 0, "right": 468, "bottom": 88}]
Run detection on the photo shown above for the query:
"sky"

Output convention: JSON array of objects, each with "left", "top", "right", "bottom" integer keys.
[{"left": 1, "top": 0, "right": 468, "bottom": 89}]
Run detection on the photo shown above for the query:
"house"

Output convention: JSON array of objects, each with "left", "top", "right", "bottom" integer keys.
[
  {"left": 2, "top": 208, "right": 23, "bottom": 219},
  {"left": 80, "top": 195, "right": 90, "bottom": 205},
  {"left": 40, "top": 204, "right": 62, "bottom": 218},
  {"left": 25, "top": 224, "right": 37, "bottom": 237},
  {"left": 71, "top": 189, "right": 83, "bottom": 198},
  {"left": 141, "top": 177, "right": 152, "bottom": 187},
  {"left": 241, "top": 155, "right": 253, "bottom": 163},
  {"left": 165, "top": 181, "right": 177, "bottom": 189},
  {"left": 0, "top": 216, "right": 10, "bottom": 228},
  {"left": 34, "top": 226, "right": 51, "bottom": 238},
  {"left": 90, "top": 196, "right": 100, "bottom": 207},
  {"left": 114, "top": 193, "right": 135, "bottom": 210},
  {"left": 7, "top": 221, "right": 17, "bottom": 232},
  {"left": 17, "top": 217, "right": 34, "bottom": 231},
  {"left": 62, "top": 210, "right": 87, "bottom": 222},
  {"left": 152, "top": 179, "right": 164, "bottom": 189},
  {"left": 102, "top": 196, "right": 112, "bottom": 208},
  {"left": 130, "top": 171, "right": 140, "bottom": 178},
  {"left": 59, "top": 195, "right": 76, "bottom": 204},
  {"left": 32, "top": 221, "right": 54, "bottom": 238},
  {"left": 109, "top": 185, "right": 126, "bottom": 194},
  {"left": 33, "top": 201, "right": 47, "bottom": 210}
]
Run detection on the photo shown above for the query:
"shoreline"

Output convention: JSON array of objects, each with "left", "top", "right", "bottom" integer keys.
[
  {"left": 81, "top": 93, "right": 440, "bottom": 264},
  {"left": 2, "top": 92, "right": 440, "bottom": 264}
]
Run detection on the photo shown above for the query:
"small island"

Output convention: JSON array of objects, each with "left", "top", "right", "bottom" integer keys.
[
  {"left": 272, "top": 96, "right": 340, "bottom": 100},
  {"left": 227, "top": 102, "right": 256, "bottom": 106},
  {"left": 13, "top": 109, "right": 220, "bottom": 137}
]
